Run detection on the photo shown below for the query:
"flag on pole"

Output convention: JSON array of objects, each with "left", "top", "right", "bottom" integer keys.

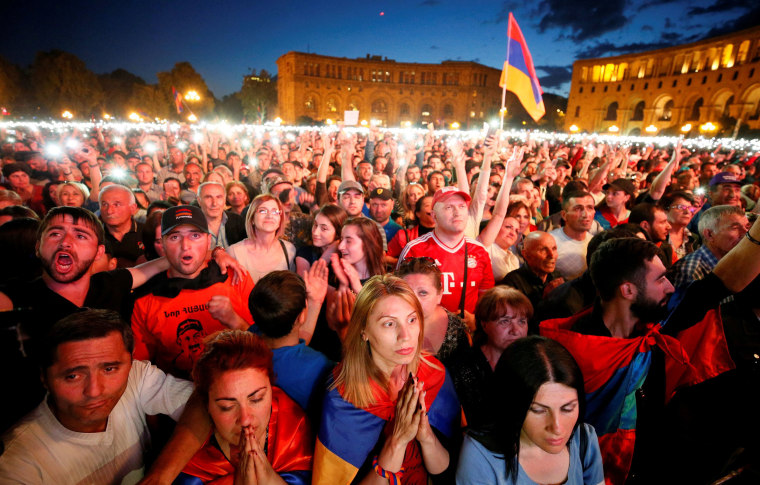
[
  {"left": 500, "top": 13, "right": 545, "bottom": 122},
  {"left": 172, "top": 87, "right": 184, "bottom": 114}
]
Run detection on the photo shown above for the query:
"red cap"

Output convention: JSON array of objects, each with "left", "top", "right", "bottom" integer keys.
[{"left": 432, "top": 186, "right": 471, "bottom": 206}]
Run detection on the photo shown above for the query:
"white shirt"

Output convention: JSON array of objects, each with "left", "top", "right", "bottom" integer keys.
[
  {"left": 0, "top": 360, "right": 193, "bottom": 485},
  {"left": 550, "top": 227, "right": 593, "bottom": 280}
]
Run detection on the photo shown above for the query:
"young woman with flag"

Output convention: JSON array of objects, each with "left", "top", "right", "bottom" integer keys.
[{"left": 313, "top": 275, "right": 460, "bottom": 485}]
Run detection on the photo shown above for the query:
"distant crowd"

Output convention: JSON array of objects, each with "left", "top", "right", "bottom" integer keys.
[{"left": 0, "top": 122, "right": 759, "bottom": 484}]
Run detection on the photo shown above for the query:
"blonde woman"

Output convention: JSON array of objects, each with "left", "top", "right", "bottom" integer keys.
[
  {"left": 313, "top": 275, "right": 460, "bottom": 485},
  {"left": 228, "top": 194, "right": 295, "bottom": 283}
]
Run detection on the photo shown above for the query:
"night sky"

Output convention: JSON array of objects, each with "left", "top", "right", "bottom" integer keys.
[{"left": 2, "top": 0, "right": 758, "bottom": 99}]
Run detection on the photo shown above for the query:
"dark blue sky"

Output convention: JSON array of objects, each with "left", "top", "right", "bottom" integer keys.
[{"left": 2, "top": 0, "right": 757, "bottom": 98}]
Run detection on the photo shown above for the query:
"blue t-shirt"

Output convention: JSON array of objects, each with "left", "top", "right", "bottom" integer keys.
[
  {"left": 456, "top": 423, "right": 604, "bottom": 485},
  {"left": 271, "top": 340, "right": 334, "bottom": 413}
]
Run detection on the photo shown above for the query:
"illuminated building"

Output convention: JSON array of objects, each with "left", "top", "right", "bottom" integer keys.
[
  {"left": 565, "top": 26, "right": 760, "bottom": 134},
  {"left": 276, "top": 52, "right": 503, "bottom": 127}
]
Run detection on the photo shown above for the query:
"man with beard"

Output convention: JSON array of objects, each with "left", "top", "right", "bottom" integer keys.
[
  {"left": 550, "top": 191, "right": 596, "bottom": 279},
  {"left": 540, "top": 223, "right": 760, "bottom": 484},
  {"left": 0, "top": 207, "right": 155, "bottom": 431}
]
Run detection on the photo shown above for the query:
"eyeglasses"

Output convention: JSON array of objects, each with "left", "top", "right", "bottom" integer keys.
[
  {"left": 257, "top": 208, "right": 282, "bottom": 216},
  {"left": 669, "top": 204, "right": 697, "bottom": 214}
]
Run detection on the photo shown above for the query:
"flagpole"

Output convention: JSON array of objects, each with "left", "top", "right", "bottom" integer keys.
[{"left": 500, "top": 13, "right": 512, "bottom": 131}]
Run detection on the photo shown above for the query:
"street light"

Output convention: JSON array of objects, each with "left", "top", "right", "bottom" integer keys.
[
  {"left": 450, "top": 122, "right": 460, "bottom": 130},
  {"left": 700, "top": 122, "right": 717, "bottom": 134},
  {"left": 608, "top": 125, "right": 619, "bottom": 133},
  {"left": 61, "top": 110, "right": 73, "bottom": 119},
  {"left": 188, "top": 114, "right": 198, "bottom": 122},
  {"left": 128, "top": 112, "right": 141, "bottom": 122},
  {"left": 645, "top": 125, "right": 658, "bottom": 134},
  {"left": 325, "top": 118, "right": 334, "bottom": 125},
  {"left": 185, "top": 90, "right": 201, "bottom": 102},
  {"left": 569, "top": 124, "right": 579, "bottom": 133},
  {"left": 681, "top": 123, "right": 692, "bottom": 132},
  {"left": 103, "top": 113, "right": 111, "bottom": 120}
]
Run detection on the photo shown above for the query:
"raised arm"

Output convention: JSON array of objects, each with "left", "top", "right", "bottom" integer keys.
[
  {"left": 477, "top": 147, "right": 522, "bottom": 247},
  {"left": 648, "top": 141, "right": 682, "bottom": 201}
]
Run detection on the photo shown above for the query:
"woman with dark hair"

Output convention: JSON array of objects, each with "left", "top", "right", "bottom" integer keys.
[
  {"left": 225, "top": 180, "right": 250, "bottom": 215},
  {"left": 331, "top": 217, "right": 385, "bottom": 294},
  {"left": 387, "top": 195, "right": 435, "bottom": 264},
  {"left": 2, "top": 163, "right": 45, "bottom": 216},
  {"left": 295, "top": 204, "right": 347, "bottom": 275},
  {"left": 313, "top": 275, "right": 459, "bottom": 485},
  {"left": 141, "top": 211, "right": 165, "bottom": 261},
  {"left": 448, "top": 286, "right": 533, "bottom": 429},
  {"left": 177, "top": 330, "right": 313, "bottom": 484},
  {"left": 396, "top": 257, "right": 469, "bottom": 364},
  {"left": 457, "top": 336, "right": 604, "bottom": 485},
  {"left": 594, "top": 178, "right": 635, "bottom": 230},
  {"left": 42, "top": 181, "right": 61, "bottom": 212}
]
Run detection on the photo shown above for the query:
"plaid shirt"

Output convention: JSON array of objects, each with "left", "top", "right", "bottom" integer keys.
[{"left": 667, "top": 244, "right": 719, "bottom": 289}]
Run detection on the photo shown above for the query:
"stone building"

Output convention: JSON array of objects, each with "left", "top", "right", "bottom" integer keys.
[
  {"left": 565, "top": 26, "right": 760, "bottom": 135},
  {"left": 276, "top": 52, "right": 503, "bottom": 127}
]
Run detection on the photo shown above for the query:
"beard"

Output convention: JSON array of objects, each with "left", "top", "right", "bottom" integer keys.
[
  {"left": 630, "top": 292, "right": 670, "bottom": 323},
  {"left": 41, "top": 251, "right": 95, "bottom": 284}
]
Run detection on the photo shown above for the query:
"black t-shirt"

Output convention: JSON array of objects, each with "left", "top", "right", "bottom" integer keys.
[
  {"left": 0, "top": 269, "right": 134, "bottom": 432},
  {"left": 105, "top": 220, "right": 145, "bottom": 267}
]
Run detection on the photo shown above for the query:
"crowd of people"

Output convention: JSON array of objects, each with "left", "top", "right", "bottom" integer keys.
[{"left": 0, "top": 121, "right": 759, "bottom": 484}]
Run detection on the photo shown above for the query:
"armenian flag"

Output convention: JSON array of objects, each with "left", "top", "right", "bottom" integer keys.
[
  {"left": 500, "top": 13, "right": 545, "bottom": 122},
  {"left": 541, "top": 307, "right": 734, "bottom": 485},
  {"left": 172, "top": 86, "right": 184, "bottom": 114},
  {"left": 313, "top": 358, "right": 460, "bottom": 485}
]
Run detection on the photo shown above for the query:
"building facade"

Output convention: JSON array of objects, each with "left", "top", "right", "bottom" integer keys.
[
  {"left": 276, "top": 52, "right": 503, "bottom": 127},
  {"left": 565, "top": 26, "right": 760, "bottom": 135}
]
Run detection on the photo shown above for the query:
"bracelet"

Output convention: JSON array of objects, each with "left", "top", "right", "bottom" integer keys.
[
  {"left": 745, "top": 231, "right": 760, "bottom": 246},
  {"left": 372, "top": 456, "right": 404, "bottom": 485},
  {"left": 211, "top": 246, "right": 225, "bottom": 259}
]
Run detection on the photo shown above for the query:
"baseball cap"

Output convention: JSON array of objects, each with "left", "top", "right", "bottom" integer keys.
[
  {"left": 265, "top": 176, "right": 293, "bottom": 194},
  {"left": 338, "top": 180, "right": 364, "bottom": 195},
  {"left": 602, "top": 178, "right": 636, "bottom": 197},
  {"left": 709, "top": 172, "right": 742, "bottom": 187},
  {"left": 432, "top": 186, "right": 471, "bottom": 206},
  {"left": 126, "top": 152, "right": 141, "bottom": 160},
  {"left": 369, "top": 187, "right": 392, "bottom": 201},
  {"left": 161, "top": 205, "right": 209, "bottom": 235}
]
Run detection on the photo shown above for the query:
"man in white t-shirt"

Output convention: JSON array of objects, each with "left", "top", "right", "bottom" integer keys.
[
  {"left": 550, "top": 191, "right": 596, "bottom": 280},
  {"left": 0, "top": 309, "right": 193, "bottom": 485}
]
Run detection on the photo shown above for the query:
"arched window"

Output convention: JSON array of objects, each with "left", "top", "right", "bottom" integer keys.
[
  {"left": 326, "top": 97, "right": 338, "bottom": 113},
  {"left": 421, "top": 104, "right": 433, "bottom": 117},
  {"left": 723, "top": 95, "right": 734, "bottom": 118},
  {"left": 689, "top": 98, "right": 703, "bottom": 121},
  {"left": 305, "top": 96, "right": 316, "bottom": 111},
  {"left": 371, "top": 99, "right": 387, "bottom": 114},
  {"left": 631, "top": 101, "right": 645, "bottom": 121},
  {"left": 605, "top": 102, "right": 618, "bottom": 121},
  {"left": 659, "top": 100, "right": 673, "bottom": 121},
  {"left": 443, "top": 104, "right": 454, "bottom": 117},
  {"left": 399, "top": 103, "right": 410, "bottom": 116}
]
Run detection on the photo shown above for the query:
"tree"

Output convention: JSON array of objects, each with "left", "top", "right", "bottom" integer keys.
[
  {"left": 99, "top": 69, "right": 146, "bottom": 118},
  {"left": 157, "top": 62, "right": 215, "bottom": 120},
  {"left": 31, "top": 50, "right": 104, "bottom": 117},
  {"left": 237, "top": 69, "right": 277, "bottom": 124},
  {"left": 216, "top": 93, "right": 244, "bottom": 122},
  {"left": 127, "top": 84, "right": 170, "bottom": 120},
  {"left": 0, "top": 56, "right": 25, "bottom": 113}
]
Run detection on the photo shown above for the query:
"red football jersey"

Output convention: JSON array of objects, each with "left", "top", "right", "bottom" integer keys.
[{"left": 398, "top": 231, "right": 494, "bottom": 314}]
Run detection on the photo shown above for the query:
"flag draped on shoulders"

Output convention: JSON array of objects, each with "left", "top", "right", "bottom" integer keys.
[
  {"left": 177, "top": 387, "right": 313, "bottom": 485},
  {"left": 540, "top": 307, "right": 734, "bottom": 485},
  {"left": 313, "top": 356, "right": 460, "bottom": 485},
  {"left": 500, "top": 13, "right": 545, "bottom": 122}
]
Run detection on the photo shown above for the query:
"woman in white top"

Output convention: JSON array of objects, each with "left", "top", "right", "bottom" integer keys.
[{"left": 228, "top": 194, "right": 295, "bottom": 283}]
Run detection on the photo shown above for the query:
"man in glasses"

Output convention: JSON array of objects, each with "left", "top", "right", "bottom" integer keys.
[{"left": 661, "top": 190, "right": 700, "bottom": 261}]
